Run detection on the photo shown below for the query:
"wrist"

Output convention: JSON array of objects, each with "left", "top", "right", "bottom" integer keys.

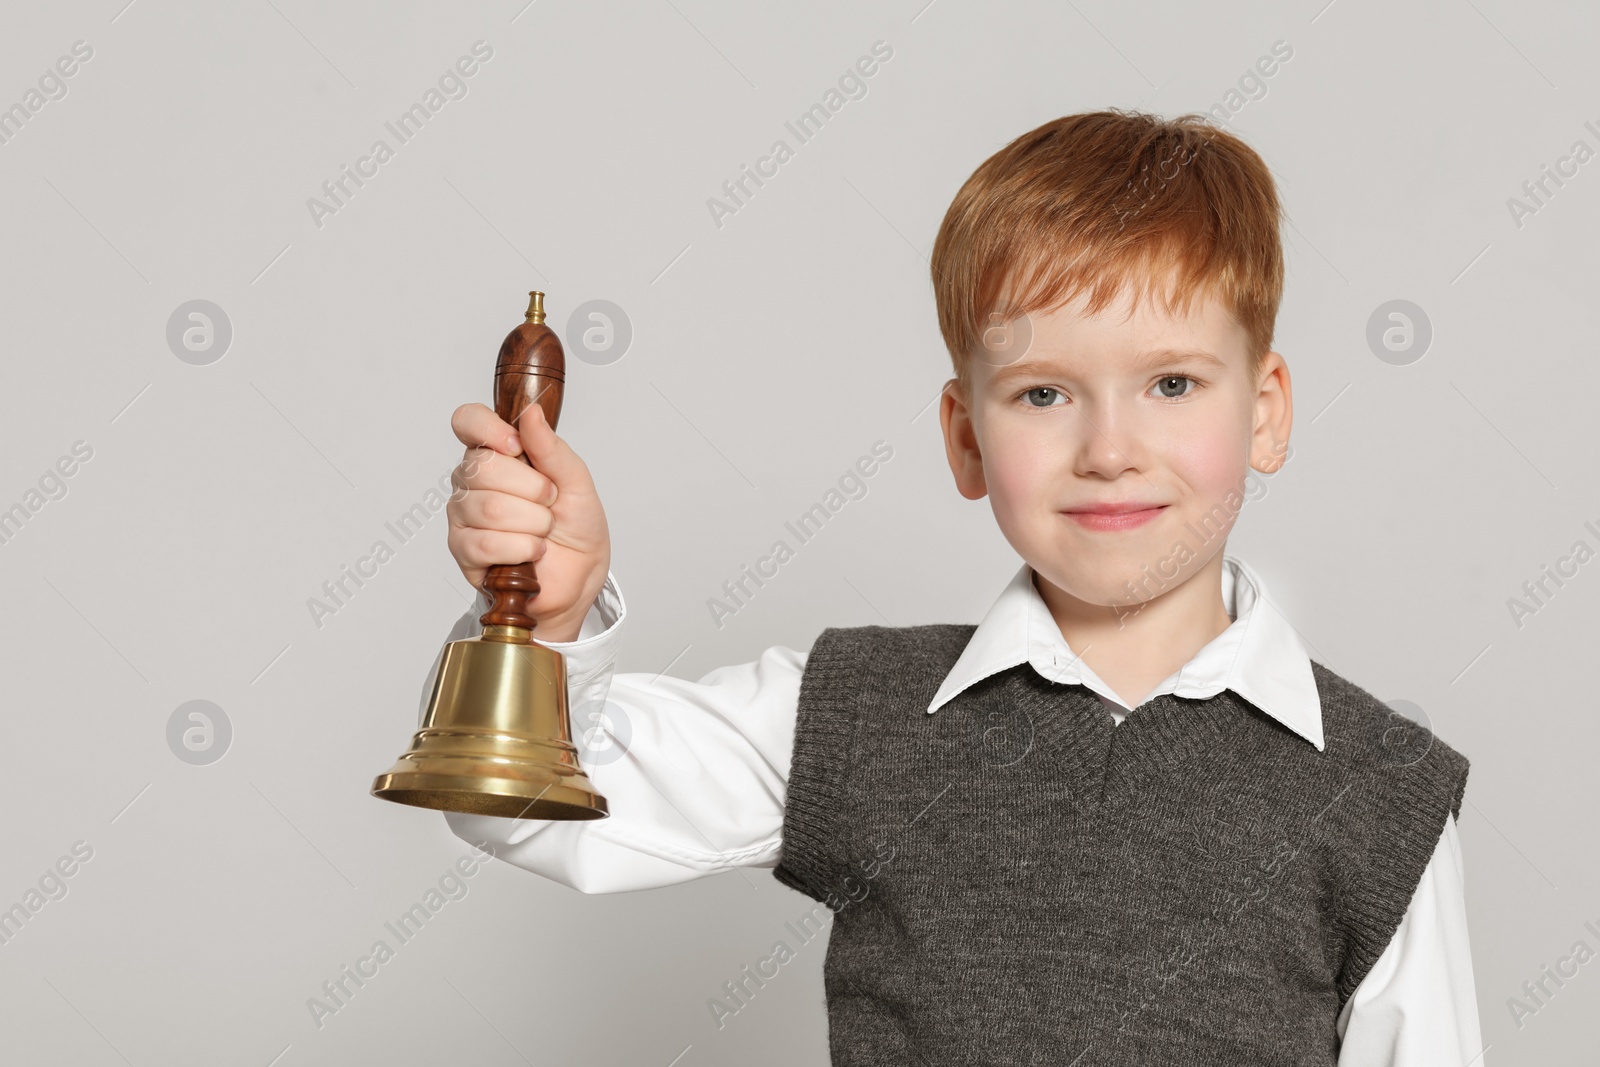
[
  {"left": 535, "top": 611, "right": 584, "bottom": 644},
  {"left": 536, "top": 588, "right": 601, "bottom": 644},
  {"left": 532, "top": 565, "right": 610, "bottom": 645}
]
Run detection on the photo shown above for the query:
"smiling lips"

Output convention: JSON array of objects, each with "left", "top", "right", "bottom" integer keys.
[{"left": 1062, "top": 502, "right": 1169, "bottom": 531}]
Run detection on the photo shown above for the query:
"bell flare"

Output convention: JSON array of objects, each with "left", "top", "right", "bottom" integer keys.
[
  {"left": 371, "top": 633, "right": 609, "bottom": 821},
  {"left": 371, "top": 778, "right": 607, "bottom": 821}
]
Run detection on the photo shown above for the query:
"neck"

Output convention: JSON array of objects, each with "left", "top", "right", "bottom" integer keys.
[{"left": 1033, "top": 553, "right": 1233, "bottom": 707}]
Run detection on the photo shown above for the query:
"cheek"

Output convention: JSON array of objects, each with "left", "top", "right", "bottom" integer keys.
[
  {"left": 983, "top": 433, "right": 1056, "bottom": 508},
  {"left": 1168, "top": 418, "right": 1249, "bottom": 500}
]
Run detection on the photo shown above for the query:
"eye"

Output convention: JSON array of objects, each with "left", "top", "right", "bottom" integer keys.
[
  {"left": 1151, "top": 375, "right": 1198, "bottom": 399},
  {"left": 1020, "top": 387, "right": 1065, "bottom": 408}
]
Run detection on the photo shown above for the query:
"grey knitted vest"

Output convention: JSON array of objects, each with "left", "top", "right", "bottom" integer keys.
[{"left": 772, "top": 624, "right": 1469, "bottom": 1066}]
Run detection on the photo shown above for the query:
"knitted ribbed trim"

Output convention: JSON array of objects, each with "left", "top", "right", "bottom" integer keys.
[
  {"left": 771, "top": 625, "right": 869, "bottom": 909},
  {"left": 1333, "top": 738, "right": 1470, "bottom": 1004},
  {"left": 996, "top": 664, "right": 1253, "bottom": 810}
]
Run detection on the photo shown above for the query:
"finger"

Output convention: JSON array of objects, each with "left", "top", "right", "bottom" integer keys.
[
  {"left": 514, "top": 403, "right": 585, "bottom": 494},
  {"left": 448, "top": 525, "right": 545, "bottom": 571},
  {"left": 452, "top": 450, "right": 557, "bottom": 508},
  {"left": 450, "top": 489, "right": 555, "bottom": 538},
  {"left": 451, "top": 401, "right": 523, "bottom": 456}
]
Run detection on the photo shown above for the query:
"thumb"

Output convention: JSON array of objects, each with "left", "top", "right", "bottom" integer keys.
[{"left": 515, "top": 403, "right": 584, "bottom": 490}]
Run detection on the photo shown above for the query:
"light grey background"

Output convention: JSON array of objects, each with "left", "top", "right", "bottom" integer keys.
[{"left": 1, "top": 0, "right": 1594, "bottom": 1063}]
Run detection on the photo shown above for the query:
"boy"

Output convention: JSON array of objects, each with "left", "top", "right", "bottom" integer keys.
[{"left": 430, "top": 111, "right": 1480, "bottom": 1064}]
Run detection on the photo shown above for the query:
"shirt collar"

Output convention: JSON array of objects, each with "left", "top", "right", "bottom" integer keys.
[{"left": 924, "top": 554, "right": 1325, "bottom": 752}]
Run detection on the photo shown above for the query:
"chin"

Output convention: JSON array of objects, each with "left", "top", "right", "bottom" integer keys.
[{"left": 1033, "top": 560, "right": 1144, "bottom": 609}]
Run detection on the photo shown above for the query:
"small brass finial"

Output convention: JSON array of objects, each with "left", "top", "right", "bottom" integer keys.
[{"left": 525, "top": 291, "right": 546, "bottom": 324}]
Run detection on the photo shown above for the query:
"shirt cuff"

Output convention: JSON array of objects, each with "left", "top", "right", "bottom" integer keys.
[{"left": 512, "top": 571, "right": 627, "bottom": 719}]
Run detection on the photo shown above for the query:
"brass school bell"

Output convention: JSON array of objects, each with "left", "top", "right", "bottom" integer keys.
[{"left": 371, "top": 291, "right": 609, "bottom": 821}]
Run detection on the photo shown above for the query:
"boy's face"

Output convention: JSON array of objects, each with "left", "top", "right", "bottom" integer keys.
[{"left": 939, "top": 279, "right": 1291, "bottom": 612}]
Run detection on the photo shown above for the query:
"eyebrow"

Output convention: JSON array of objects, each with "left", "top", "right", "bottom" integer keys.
[{"left": 988, "top": 347, "right": 1228, "bottom": 387}]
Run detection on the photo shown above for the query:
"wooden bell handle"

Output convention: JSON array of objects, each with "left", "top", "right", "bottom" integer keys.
[{"left": 480, "top": 292, "right": 565, "bottom": 632}]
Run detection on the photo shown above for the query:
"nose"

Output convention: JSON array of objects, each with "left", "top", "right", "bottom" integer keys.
[{"left": 1067, "top": 399, "right": 1149, "bottom": 481}]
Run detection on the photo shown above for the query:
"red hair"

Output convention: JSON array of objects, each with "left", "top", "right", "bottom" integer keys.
[{"left": 930, "top": 109, "right": 1284, "bottom": 391}]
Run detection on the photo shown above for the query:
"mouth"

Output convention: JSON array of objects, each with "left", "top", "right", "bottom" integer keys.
[{"left": 1061, "top": 504, "right": 1168, "bottom": 531}]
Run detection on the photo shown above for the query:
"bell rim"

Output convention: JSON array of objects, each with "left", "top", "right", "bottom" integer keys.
[{"left": 370, "top": 769, "right": 608, "bottom": 821}]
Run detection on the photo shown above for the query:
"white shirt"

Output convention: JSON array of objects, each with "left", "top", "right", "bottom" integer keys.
[{"left": 432, "top": 554, "right": 1484, "bottom": 1065}]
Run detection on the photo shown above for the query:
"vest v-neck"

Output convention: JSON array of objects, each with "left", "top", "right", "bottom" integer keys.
[{"left": 996, "top": 663, "right": 1248, "bottom": 811}]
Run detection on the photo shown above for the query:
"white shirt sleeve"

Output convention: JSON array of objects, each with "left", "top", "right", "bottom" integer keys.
[
  {"left": 1335, "top": 813, "right": 1484, "bottom": 1065},
  {"left": 433, "top": 572, "right": 807, "bottom": 894}
]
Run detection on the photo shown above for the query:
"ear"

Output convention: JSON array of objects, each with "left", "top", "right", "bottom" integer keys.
[
  {"left": 1250, "top": 350, "right": 1293, "bottom": 473},
  {"left": 939, "top": 377, "right": 988, "bottom": 500}
]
